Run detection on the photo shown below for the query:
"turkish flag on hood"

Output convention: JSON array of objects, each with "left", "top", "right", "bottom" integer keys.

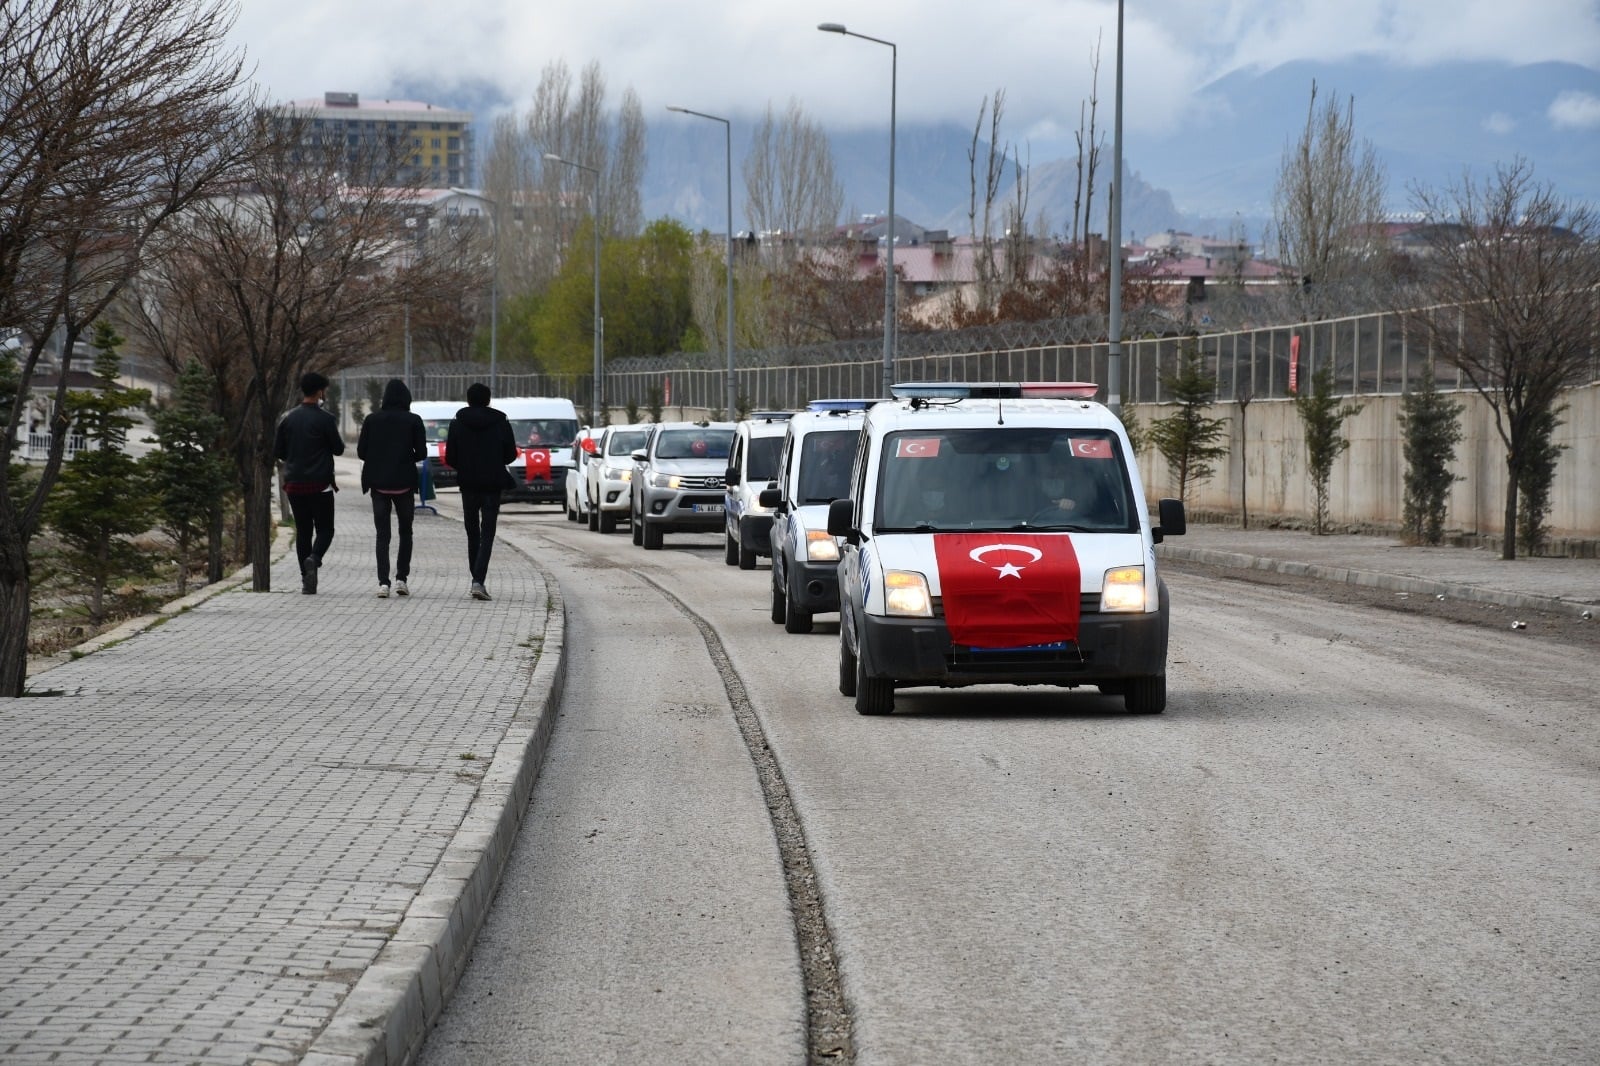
[
  {"left": 524, "top": 447, "right": 552, "bottom": 482},
  {"left": 932, "top": 533, "right": 1081, "bottom": 648}
]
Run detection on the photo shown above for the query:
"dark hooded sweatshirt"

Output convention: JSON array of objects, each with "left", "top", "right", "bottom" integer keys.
[
  {"left": 357, "top": 379, "right": 427, "bottom": 493},
  {"left": 444, "top": 402, "right": 518, "bottom": 492}
]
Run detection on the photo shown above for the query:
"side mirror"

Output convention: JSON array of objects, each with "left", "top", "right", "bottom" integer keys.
[
  {"left": 630, "top": 449, "right": 647, "bottom": 463},
  {"left": 725, "top": 466, "right": 741, "bottom": 486},
  {"left": 1153, "top": 498, "right": 1187, "bottom": 543},
  {"left": 827, "top": 498, "right": 857, "bottom": 544},
  {"left": 758, "top": 487, "right": 781, "bottom": 509}
]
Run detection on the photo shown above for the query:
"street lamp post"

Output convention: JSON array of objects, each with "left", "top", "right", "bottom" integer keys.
[
  {"left": 1107, "top": 0, "right": 1125, "bottom": 416},
  {"left": 819, "top": 21, "right": 896, "bottom": 397},
  {"left": 543, "top": 153, "right": 603, "bottom": 426},
  {"left": 667, "top": 105, "right": 737, "bottom": 419}
]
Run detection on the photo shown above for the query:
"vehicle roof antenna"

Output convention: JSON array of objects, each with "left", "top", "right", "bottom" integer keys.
[{"left": 996, "top": 393, "right": 1005, "bottom": 425}]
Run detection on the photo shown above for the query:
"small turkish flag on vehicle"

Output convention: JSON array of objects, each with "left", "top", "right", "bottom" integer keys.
[
  {"left": 524, "top": 447, "right": 551, "bottom": 482},
  {"left": 932, "top": 533, "right": 1081, "bottom": 648},
  {"left": 1068, "top": 438, "right": 1113, "bottom": 459}
]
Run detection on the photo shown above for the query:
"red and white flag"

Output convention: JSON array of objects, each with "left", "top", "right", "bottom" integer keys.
[
  {"left": 1068, "top": 438, "right": 1113, "bottom": 459},
  {"left": 524, "top": 447, "right": 551, "bottom": 482},
  {"left": 932, "top": 533, "right": 1081, "bottom": 648}
]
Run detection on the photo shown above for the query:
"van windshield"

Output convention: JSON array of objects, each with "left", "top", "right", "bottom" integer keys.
[
  {"left": 873, "top": 427, "right": 1134, "bottom": 533},
  {"left": 511, "top": 419, "right": 578, "bottom": 448},
  {"left": 421, "top": 419, "right": 451, "bottom": 443},
  {"left": 748, "top": 436, "right": 784, "bottom": 481}
]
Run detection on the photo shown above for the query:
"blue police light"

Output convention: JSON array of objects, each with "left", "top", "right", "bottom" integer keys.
[
  {"left": 889, "top": 382, "right": 1101, "bottom": 401},
  {"left": 806, "top": 398, "right": 879, "bottom": 412}
]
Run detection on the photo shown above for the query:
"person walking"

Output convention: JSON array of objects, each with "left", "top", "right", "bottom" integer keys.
[
  {"left": 444, "top": 382, "right": 517, "bottom": 601},
  {"left": 357, "top": 378, "right": 427, "bottom": 598},
  {"left": 274, "top": 371, "right": 346, "bottom": 594}
]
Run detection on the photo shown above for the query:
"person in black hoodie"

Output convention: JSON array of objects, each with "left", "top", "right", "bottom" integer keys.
[
  {"left": 274, "top": 371, "right": 346, "bottom": 594},
  {"left": 357, "top": 379, "right": 427, "bottom": 598},
  {"left": 444, "top": 382, "right": 517, "bottom": 600}
]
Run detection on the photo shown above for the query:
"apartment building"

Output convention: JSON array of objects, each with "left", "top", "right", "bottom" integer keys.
[{"left": 274, "top": 92, "right": 475, "bottom": 189}]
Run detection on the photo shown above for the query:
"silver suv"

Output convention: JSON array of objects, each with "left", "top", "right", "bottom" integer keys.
[{"left": 629, "top": 421, "right": 736, "bottom": 550}]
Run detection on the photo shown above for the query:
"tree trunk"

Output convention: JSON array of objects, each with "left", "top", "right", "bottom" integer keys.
[
  {"left": 0, "top": 551, "right": 30, "bottom": 698},
  {"left": 207, "top": 502, "right": 225, "bottom": 584},
  {"left": 1501, "top": 466, "right": 1519, "bottom": 561},
  {"left": 247, "top": 455, "right": 275, "bottom": 591}
]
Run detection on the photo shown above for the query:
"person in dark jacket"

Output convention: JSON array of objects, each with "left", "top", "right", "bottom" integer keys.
[
  {"left": 357, "top": 379, "right": 427, "bottom": 598},
  {"left": 444, "top": 382, "right": 517, "bottom": 600},
  {"left": 274, "top": 371, "right": 346, "bottom": 594}
]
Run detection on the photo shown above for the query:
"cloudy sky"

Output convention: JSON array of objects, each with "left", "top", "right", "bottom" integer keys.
[{"left": 232, "top": 0, "right": 1600, "bottom": 158}]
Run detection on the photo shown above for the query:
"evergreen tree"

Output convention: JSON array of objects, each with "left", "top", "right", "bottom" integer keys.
[
  {"left": 1293, "top": 363, "right": 1363, "bottom": 535},
  {"left": 43, "top": 323, "right": 157, "bottom": 623},
  {"left": 1398, "top": 375, "right": 1463, "bottom": 545},
  {"left": 143, "top": 360, "right": 233, "bottom": 594},
  {"left": 1515, "top": 405, "right": 1566, "bottom": 557},
  {"left": 1147, "top": 342, "right": 1228, "bottom": 503}
]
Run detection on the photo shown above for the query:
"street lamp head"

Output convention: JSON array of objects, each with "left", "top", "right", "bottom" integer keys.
[
  {"left": 818, "top": 22, "right": 847, "bottom": 33},
  {"left": 666, "top": 105, "right": 687, "bottom": 114},
  {"left": 542, "top": 152, "right": 563, "bottom": 163}
]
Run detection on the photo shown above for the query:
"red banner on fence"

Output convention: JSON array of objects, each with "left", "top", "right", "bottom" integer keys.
[{"left": 1289, "top": 334, "right": 1301, "bottom": 394}]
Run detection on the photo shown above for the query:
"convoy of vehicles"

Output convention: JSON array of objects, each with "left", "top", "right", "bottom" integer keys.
[{"left": 447, "top": 381, "right": 1184, "bottom": 717}]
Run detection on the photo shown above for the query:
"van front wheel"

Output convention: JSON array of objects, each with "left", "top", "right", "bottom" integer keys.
[{"left": 1123, "top": 675, "right": 1166, "bottom": 715}]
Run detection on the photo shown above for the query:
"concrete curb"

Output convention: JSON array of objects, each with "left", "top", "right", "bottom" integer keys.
[
  {"left": 1157, "top": 544, "right": 1600, "bottom": 620},
  {"left": 301, "top": 553, "right": 568, "bottom": 1066}
]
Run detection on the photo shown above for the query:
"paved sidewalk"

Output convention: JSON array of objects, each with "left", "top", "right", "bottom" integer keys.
[
  {"left": 1159, "top": 524, "right": 1600, "bottom": 618},
  {"left": 0, "top": 472, "right": 565, "bottom": 1066}
]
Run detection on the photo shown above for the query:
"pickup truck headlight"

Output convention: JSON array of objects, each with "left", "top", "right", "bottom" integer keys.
[
  {"left": 604, "top": 464, "right": 631, "bottom": 481},
  {"left": 804, "top": 529, "right": 839, "bottom": 562},
  {"left": 1101, "top": 566, "right": 1146, "bottom": 612},
  {"left": 649, "top": 471, "right": 678, "bottom": 489},
  {"left": 884, "top": 570, "right": 933, "bottom": 617}
]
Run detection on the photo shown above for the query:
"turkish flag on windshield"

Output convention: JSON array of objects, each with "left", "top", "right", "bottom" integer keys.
[
  {"left": 524, "top": 447, "right": 552, "bottom": 482},
  {"left": 932, "top": 533, "right": 1081, "bottom": 648}
]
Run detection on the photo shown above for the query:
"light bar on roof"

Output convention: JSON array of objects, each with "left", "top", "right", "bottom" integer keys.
[
  {"left": 890, "top": 381, "right": 1101, "bottom": 400},
  {"left": 806, "top": 398, "right": 878, "bottom": 412},
  {"left": 750, "top": 410, "right": 795, "bottom": 422}
]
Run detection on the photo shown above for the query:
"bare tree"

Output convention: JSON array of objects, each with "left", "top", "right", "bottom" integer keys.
[
  {"left": 965, "top": 91, "right": 1009, "bottom": 317},
  {"left": 1401, "top": 159, "right": 1600, "bottom": 559},
  {"left": 123, "top": 111, "right": 429, "bottom": 591},
  {"left": 0, "top": 0, "right": 251, "bottom": 696},
  {"left": 1267, "top": 80, "right": 1389, "bottom": 318},
  {"left": 743, "top": 99, "right": 844, "bottom": 245}
]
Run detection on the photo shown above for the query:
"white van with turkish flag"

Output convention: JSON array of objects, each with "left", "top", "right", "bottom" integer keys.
[
  {"left": 496, "top": 396, "right": 581, "bottom": 506},
  {"left": 826, "top": 382, "right": 1187, "bottom": 716}
]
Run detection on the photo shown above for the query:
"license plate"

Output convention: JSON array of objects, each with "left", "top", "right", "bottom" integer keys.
[
  {"left": 968, "top": 640, "right": 1071, "bottom": 654},
  {"left": 692, "top": 503, "right": 725, "bottom": 513}
]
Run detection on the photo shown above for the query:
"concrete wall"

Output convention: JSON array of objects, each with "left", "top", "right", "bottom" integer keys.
[{"left": 1134, "top": 383, "right": 1599, "bottom": 538}]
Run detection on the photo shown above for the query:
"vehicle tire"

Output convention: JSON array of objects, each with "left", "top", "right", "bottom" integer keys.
[
  {"left": 738, "top": 539, "right": 757, "bottom": 570},
  {"left": 770, "top": 574, "right": 786, "bottom": 624},
  {"left": 565, "top": 501, "right": 575, "bottom": 521},
  {"left": 724, "top": 530, "right": 739, "bottom": 566},
  {"left": 1123, "top": 675, "right": 1166, "bottom": 715},
  {"left": 599, "top": 510, "right": 616, "bottom": 534},
  {"left": 589, "top": 506, "right": 600, "bottom": 531},
  {"left": 631, "top": 503, "right": 644, "bottom": 545},
  {"left": 854, "top": 645, "right": 893, "bottom": 715},
  {"left": 783, "top": 581, "right": 813, "bottom": 634},
  {"left": 838, "top": 636, "right": 857, "bottom": 697},
  {"left": 642, "top": 520, "right": 663, "bottom": 550}
]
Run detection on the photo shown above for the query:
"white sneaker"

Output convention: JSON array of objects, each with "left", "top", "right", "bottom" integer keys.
[
  {"left": 394, "top": 580, "right": 409, "bottom": 597},
  {"left": 377, "top": 584, "right": 390, "bottom": 598}
]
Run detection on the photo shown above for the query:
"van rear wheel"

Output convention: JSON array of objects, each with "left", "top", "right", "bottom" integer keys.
[{"left": 724, "top": 531, "right": 738, "bottom": 566}]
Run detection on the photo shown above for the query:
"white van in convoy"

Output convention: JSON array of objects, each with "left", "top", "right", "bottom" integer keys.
[
  {"left": 723, "top": 411, "right": 793, "bottom": 569},
  {"left": 410, "top": 400, "right": 460, "bottom": 489},
  {"left": 496, "top": 396, "right": 581, "bottom": 506},
  {"left": 827, "top": 382, "right": 1186, "bottom": 716}
]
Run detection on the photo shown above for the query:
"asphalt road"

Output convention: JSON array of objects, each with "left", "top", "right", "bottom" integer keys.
[{"left": 418, "top": 502, "right": 1599, "bottom": 1066}]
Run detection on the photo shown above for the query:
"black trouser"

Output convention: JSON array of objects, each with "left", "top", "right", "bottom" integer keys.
[
  {"left": 371, "top": 491, "right": 414, "bottom": 585},
  {"left": 287, "top": 491, "right": 336, "bottom": 569},
  {"left": 459, "top": 488, "right": 502, "bottom": 585}
]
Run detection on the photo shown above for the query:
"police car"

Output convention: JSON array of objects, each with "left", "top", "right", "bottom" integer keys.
[
  {"left": 723, "top": 411, "right": 793, "bottom": 569},
  {"left": 826, "top": 382, "right": 1186, "bottom": 715},
  {"left": 762, "top": 400, "right": 876, "bottom": 632}
]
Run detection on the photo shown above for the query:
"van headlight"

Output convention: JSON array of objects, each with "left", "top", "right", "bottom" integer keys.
[
  {"left": 804, "top": 530, "right": 839, "bottom": 562},
  {"left": 1101, "top": 566, "right": 1146, "bottom": 612},
  {"left": 884, "top": 570, "right": 932, "bottom": 617}
]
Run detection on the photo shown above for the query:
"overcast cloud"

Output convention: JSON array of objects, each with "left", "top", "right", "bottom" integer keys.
[{"left": 233, "top": 0, "right": 1600, "bottom": 153}]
